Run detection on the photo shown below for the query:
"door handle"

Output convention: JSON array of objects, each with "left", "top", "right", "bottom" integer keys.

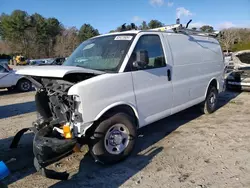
[{"left": 167, "top": 69, "right": 171, "bottom": 81}]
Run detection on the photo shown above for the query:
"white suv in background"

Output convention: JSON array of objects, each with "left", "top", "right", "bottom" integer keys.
[{"left": 0, "top": 61, "right": 32, "bottom": 92}]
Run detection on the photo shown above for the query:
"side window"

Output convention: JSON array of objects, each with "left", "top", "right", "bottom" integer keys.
[
  {"left": 126, "top": 35, "right": 166, "bottom": 71},
  {"left": 0, "top": 65, "right": 7, "bottom": 73}
]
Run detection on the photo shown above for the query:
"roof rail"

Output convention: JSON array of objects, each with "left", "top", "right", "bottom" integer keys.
[{"left": 148, "top": 19, "right": 219, "bottom": 38}]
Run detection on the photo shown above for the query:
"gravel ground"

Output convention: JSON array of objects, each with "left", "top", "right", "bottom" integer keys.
[{"left": 0, "top": 89, "right": 250, "bottom": 188}]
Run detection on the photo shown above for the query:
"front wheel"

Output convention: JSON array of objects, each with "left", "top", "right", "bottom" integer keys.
[
  {"left": 88, "top": 113, "right": 137, "bottom": 164},
  {"left": 17, "top": 79, "right": 32, "bottom": 92},
  {"left": 200, "top": 86, "right": 218, "bottom": 114}
]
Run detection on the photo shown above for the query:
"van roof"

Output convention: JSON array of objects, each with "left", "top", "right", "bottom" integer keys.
[
  {"left": 94, "top": 30, "right": 140, "bottom": 38},
  {"left": 93, "top": 29, "right": 218, "bottom": 40},
  {"left": 93, "top": 30, "right": 176, "bottom": 39}
]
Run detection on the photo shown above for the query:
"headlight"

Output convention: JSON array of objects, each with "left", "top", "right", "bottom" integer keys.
[
  {"left": 73, "top": 95, "right": 82, "bottom": 113},
  {"left": 72, "top": 95, "right": 83, "bottom": 123}
]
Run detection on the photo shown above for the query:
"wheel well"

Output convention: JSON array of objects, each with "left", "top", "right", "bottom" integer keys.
[
  {"left": 85, "top": 105, "right": 139, "bottom": 138},
  {"left": 17, "top": 77, "right": 30, "bottom": 84},
  {"left": 209, "top": 79, "right": 218, "bottom": 90},
  {"left": 205, "top": 79, "right": 218, "bottom": 98},
  {"left": 100, "top": 105, "right": 138, "bottom": 127}
]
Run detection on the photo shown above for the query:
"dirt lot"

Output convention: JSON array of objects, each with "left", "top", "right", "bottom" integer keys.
[{"left": 0, "top": 89, "right": 250, "bottom": 188}]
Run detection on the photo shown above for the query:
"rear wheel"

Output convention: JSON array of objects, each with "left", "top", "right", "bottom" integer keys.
[
  {"left": 88, "top": 113, "right": 137, "bottom": 164},
  {"left": 200, "top": 86, "right": 218, "bottom": 114},
  {"left": 17, "top": 79, "right": 32, "bottom": 92}
]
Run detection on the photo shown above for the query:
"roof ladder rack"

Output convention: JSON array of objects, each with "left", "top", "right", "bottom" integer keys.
[{"left": 148, "top": 19, "right": 219, "bottom": 38}]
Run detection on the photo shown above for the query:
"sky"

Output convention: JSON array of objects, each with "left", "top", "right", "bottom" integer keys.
[{"left": 1, "top": 0, "right": 250, "bottom": 34}]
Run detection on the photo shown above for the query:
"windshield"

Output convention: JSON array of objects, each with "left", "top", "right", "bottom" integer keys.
[{"left": 63, "top": 34, "right": 135, "bottom": 72}]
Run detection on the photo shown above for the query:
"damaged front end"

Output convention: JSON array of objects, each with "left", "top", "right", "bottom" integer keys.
[
  {"left": 10, "top": 71, "right": 100, "bottom": 180},
  {"left": 225, "top": 50, "right": 250, "bottom": 91}
]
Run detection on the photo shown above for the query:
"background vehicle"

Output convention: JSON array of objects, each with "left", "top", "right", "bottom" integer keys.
[
  {"left": 15, "top": 55, "right": 27, "bottom": 65},
  {"left": 28, "top": 59, "right": 46, "bottom": 66},
  {"left": 38, "top": 57, "right": 66, "bottom": 66},
  {"left": 225, "top": 50, "right": 250, "bottom": 90},
  {"left": 12, "top": 20, "right": 224, "bottom": 180},
  {"left": 0, "top": 61, "right": 32, "bottom": 91},
  {"left": 29, "top": 57, "right": 66, "bottom": 66}
]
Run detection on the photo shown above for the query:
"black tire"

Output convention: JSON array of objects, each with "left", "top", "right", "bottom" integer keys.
[
  {"left": 17, "top": 79, "right": 32, "bottom": 92},
  {"left": 88, "top": 113, "right": 137, "bottom": 164},
  {"left": 200, "top": 86, "right": 218, "bottom": 114}
]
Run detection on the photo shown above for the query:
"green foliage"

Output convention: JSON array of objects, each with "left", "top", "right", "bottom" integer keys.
[
  {"left": 148, "top": 20, "right": 164, "bottom": 29},
  {"left": 112, "top": 20, "right": 163, "bottom": 32},
  {"left": 0, "top": 10, "right": 99, "bottom": 58},
  {"left": 218, "top": 28, "right": 250, "bottom": 52},
  {"left": 2, "top": 10, "right": 249, "bottom": 58},
  {"left": 232, "top": 42, "right": 250, "bottom": 52},
  {"left": 78, "top": 24, "right": 99, "bottom": 42},
  {"left": 200, "top": 25, "right": 214, "bottom": 33},
  {"left": 139, "top": 21, "right": 149, "bottom": 30}
]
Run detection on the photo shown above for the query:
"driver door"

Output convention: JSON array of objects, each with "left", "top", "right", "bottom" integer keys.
[
  {"left": 0, "top": 64, "right": 15, "bottom": 87},
  {"left": 126, "top": 34, "right": 173, "bottom": 126}
]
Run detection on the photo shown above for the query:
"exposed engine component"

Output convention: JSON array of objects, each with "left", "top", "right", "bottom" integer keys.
[{"left": 32, "top": 73, "right": 98, "bottom": 130}]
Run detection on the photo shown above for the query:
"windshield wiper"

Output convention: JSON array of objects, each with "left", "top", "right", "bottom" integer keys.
[{"left": 76, "top": 65, "right": 86, "bottom": 68}]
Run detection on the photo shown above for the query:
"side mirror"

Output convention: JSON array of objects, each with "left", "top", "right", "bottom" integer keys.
[{"left": 133, "top": 50, "right": 149, "bottom": 68}]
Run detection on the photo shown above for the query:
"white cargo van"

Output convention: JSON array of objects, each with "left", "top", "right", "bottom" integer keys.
[{"left": 11, "top": 23, "right": 225, "bottom": 179}]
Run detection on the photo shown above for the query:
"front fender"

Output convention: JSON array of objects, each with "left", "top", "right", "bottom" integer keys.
[
  {"left": 68, "top": 72, "right": 137, "bottom": 132},
  {"left": 94, "top": 101, "right": 139, "bottom": 121}
]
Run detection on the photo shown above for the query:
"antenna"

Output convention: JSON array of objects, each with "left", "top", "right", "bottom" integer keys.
[{"left": 186, "top": 19, "right": 192, "bottom": 28}]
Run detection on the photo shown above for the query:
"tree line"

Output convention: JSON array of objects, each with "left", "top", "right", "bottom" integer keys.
[
  {"left": 0, "top": 10, "right": 250, "bottom": 59},
  {"left": 0, "top": 10, "right": 99, "bottom": 59}
]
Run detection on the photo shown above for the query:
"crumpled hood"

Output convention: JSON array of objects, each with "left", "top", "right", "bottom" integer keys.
[
  {"left": 232, "top": 50, "right": 250, "bottom": 69},
  {"left": 16, "top": 65, "right": 105, "bottom": 78}
]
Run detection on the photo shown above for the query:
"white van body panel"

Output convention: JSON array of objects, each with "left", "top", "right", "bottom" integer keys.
[
  {"left": 68, "top": 72, "right": 139, "bottom": 126},
  {"left": 163, "top": 33, "right": 224, "bottom": 115}
]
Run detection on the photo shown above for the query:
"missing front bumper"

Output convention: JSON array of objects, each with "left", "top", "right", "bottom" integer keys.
[
  {"left": 33, "top": 126, "right": 77, "bottom": 166},
  {"left": 10, "top": 126, "right": 78, "bottom": 180}
]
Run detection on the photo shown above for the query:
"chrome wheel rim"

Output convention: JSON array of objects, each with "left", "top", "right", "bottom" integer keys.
[{"left": 104, "top": 123, "right": 130, "bottom": 155}]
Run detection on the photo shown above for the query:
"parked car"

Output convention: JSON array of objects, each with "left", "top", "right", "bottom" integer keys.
[
  {"left": 0, "top": 61, "right": 32, "bottom": 91},
  {"left": 28, "top": 59, "right": 46, "bottom": 66},
  {"left": 38, "top": 57, "right": 66, "bottom": 66},
  {"left": 12, "top": 26, "right": 225, "bottom": 179}
]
